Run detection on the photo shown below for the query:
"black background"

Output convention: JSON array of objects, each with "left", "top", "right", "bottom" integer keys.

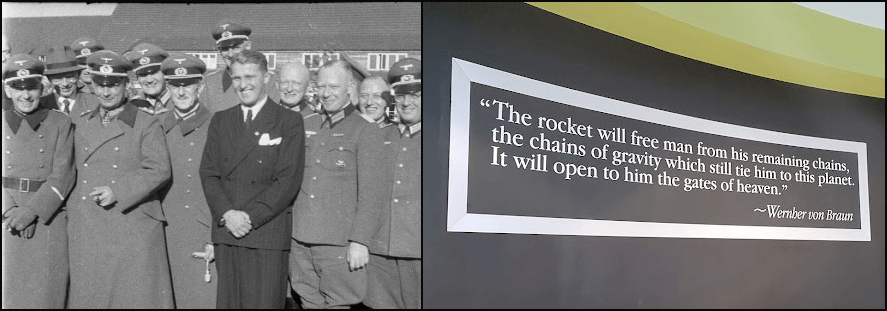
[{"left": 424, "top": 2, "right": 885, "bottom": 308}]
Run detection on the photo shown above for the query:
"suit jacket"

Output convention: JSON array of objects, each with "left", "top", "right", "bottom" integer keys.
[
  {"left": 200, "top": 66, "right": 280, "bottom": 113},
  {"left": 38, "top": 92, "right": 98, "bottom": 118},
  {"left": 292, "top": 105, "right": 385, "bottom": 246},
  {"left": 67, "top": 100, "right": 174, "bottom": 308},
  {"left": 2, "top": 108, "right": 74, "bottom": 309},
  {"left": 200, "top": 98, "right": 304, "bottom": 250}
]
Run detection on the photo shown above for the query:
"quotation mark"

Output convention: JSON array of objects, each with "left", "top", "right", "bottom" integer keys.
[{"left": 480, "top": 99, "right": 491, "bottom": 107}]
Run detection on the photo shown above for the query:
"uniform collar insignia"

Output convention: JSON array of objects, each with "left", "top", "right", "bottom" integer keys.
[{"left": 5, "top": 108, "right": 49, "bottom": 134}]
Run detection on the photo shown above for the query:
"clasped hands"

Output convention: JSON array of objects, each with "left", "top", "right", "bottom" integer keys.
[
  {"left": 223, "top": 210, "right": 252, "bottom": 238},
  {"left": 3, "top": 206, "right": 38, "bottom": 239}
]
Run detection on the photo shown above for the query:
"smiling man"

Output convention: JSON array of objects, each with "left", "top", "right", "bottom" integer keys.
[
  {"left": 200, "top": 50, "right": 304, "bottom": 308},
  {"left": 276, "top": 61, "right": 313, "bottom": 118},
  {"left": 67, "top": 50, "right": 174, "bottom": 308},
  {"left": 158, "top": 53, "right": 218, "bottom": 309},
  {"left": 125, "top": 43, "right": 171, "bottom": 116},
  {"left": 2, "top": 54, "right": 75, "bottom": 309},
  {"left": 357, "top": 76, "right": 392, "bottom": 127},
  {"left": 290, "top": 60, "right": 385, "bottom": 309},
  {"left": 202, "top": 21, "right": 279, "bottom": 112},
  {"left": 359, "top": 57, "right": 423, "bottom": 309},
  {"left": 38, "top": 45, "right": 97, "bottom": 117}
]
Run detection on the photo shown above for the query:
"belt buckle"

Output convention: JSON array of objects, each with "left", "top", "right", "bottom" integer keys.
[{"left": 19, "top": 178, "right": 29, "bottom": 192}]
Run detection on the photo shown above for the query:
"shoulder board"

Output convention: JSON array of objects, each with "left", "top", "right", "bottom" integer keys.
[
  {"left": 79, "top": 109, "right": 94, "bottom": 117},
  {"left": 380, "top": 122, "right": 395, "bottom": 129},
  {"left": 304, "top": 112, "right": 320, "bottom": 119}
]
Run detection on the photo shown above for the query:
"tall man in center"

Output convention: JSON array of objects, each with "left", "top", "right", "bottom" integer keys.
[
  {"left": 200, "top": 50, "right": 305, "bottom": 308},
  {"left": 202, "top": 21, "right": 279, "bottom": 112}
]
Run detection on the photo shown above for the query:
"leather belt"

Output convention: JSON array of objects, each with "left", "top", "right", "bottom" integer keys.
[{"left": 2, "top": 177, "right": 45, "bottom": 193}]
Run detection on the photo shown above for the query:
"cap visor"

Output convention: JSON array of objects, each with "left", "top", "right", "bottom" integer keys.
[
  {"left": 393, "top": 83, "right": 421, "bottom": 95},
  {"left": 6, "top": 78, "right": 42, "bottom": 90},
  {"left": 45, "top": 66, "right": 84, "bottom": 76},
  {"left": 218, "top": 38, "right": 245, "bottom": 49},
  {"left": 166, "top": 77, "right": 202, "bottom": 86},
  {"left": 92, "top": 75, "right": 126, "bottom": 87}
]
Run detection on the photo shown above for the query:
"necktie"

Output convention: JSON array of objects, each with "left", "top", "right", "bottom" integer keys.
[
  {"left": 62, "top": 99, "right": 71, "bottom": 115},
  {"left": 245, "top": 109, "right": 253, "bottom": 129}
]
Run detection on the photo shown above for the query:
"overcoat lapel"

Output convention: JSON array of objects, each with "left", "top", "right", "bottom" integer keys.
[{"left": 81, "top": 116, "right": 125, "bottom": 162}]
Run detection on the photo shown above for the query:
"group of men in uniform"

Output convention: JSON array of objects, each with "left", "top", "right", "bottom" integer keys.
[{"left": 2, "top": 20, "right": 421, "bottom": 309}]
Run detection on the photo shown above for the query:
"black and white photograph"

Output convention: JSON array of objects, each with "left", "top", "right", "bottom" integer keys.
[{"left": 2, "top": 2, "right": 420, "bottom": 309}]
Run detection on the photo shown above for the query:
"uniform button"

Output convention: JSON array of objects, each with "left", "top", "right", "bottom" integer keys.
[
  {"left": 312, "top": 176, "right": 317, "bottom": 180},
  {"left": 82, "top": 196, "right": 87, "bottom": 200},
  {"left": 254, "top": 132, "right": 260, "bottom": 136},
  {"left": 39, "top": 164, "right": 44, "bottom": 168},
  {"left": 315, "top": 159, "right": 320, "bottom": 163},
  {"left": 402, "top": 147, "right": 407, "bottom": 151},
  {"left": 186, "top": 190, "right": 191, "bottom": 194},
  {"left": 6, "top": 166, "right": 11, "bottom": 169},
  {"left": 394, "top": 198, "right": 399, "bottom": 203},
  {"left": 5, "top": 136, "right": 9, "bottom": 139},
  {"left": 83, "top": 180, "right": 88, "bottom": 184},
  {"left": 84, "top": 147, "right": 88, "bottom": 151},
  {"left": 111, "top": 180, "right": 116, "bottom": 184},
  {"left": 188, "top": 158, "right": 192, "bottom": 162},
  {"left": 190, "top": 142, "right": 195, "bottom": 146},
  {"left": 396, "top": 180, "right": 401, "bottom": 184},
  {"left": 398, "top": 163, "right": 403, "bottom": 168},
  {"left": 338, "top": 146, "right": 343, "bottom": 151},
  {"left": 112, "top": 165, "right": 118, "bottom": 169},
  {"left": 114, "top": 147, "right": 119, "bottom": 151},
  {"left": 320, "top": 142, "right": 325, "bottom": 146},
  {"left": 187, "top": 174, "right": 192, "bottom": 178},
  {"left": 39, "top": 149, "right": 44, "bottom": 153},
  {"left": 38, "top": 135, "right": 43, "bottom": 138},
  {"left": 309, "top": 195, "right": 315, "bottom": 199},
  {"left": 406, "top": 201, "right": 410, "bottom": 204},
  {"left": 258, "top": 160, "right": 262, "bottom": 164},
  {"left": 185, "top": 205, "right": 190, "bottom": 209},
  {"left": 4, "top": 151, "right": 8, "bottom": 154},
  {"left": 84, "top": 163, "right": 88, "bottom": 167}
]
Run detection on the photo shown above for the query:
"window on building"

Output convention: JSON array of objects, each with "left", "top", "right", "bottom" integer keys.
[
  {"left": 186, "top": 52, "right": 218, "bottom": 71},
  {"left": 303, "top": 52, "right": 340, "bottom": 70},
  {"left": 265, "top": 53, "right": 277, "bottom": 70},
  {"left": 367, "top": 53, "right": 408, "bottom": 71}
]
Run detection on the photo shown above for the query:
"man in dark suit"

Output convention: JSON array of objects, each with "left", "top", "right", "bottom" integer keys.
[
  {"left": 200, "top": 50, "right": 305, "bottom": 309},
  {"left": 38, "top": 45, "right": 97, "bottom": 117}
]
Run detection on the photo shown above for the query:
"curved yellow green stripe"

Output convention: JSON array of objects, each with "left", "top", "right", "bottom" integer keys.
[{"left": 527, "top": 2, "right": 885, "bottom": 98}]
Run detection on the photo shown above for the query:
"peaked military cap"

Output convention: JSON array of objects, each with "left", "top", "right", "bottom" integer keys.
[
  {"left": 86, "top": 50, "right": 133, "bottom": 86},
  {"left": 388, "top": 58, "right": 421, "bottom": 95},
  {"left": 70, "top": 37, "right": 104, "bottom": 66},
  {"left": 161, "top": 53, "right": 206, "bottom": 86},
  {"left": 126, "top": 43, "right": 169, "bottom": 75},
  {"left": 3, "top": 54, "right": 45, "bottom": 89},
  {"left": 212, "top": 21, "right": 251, "bottom": 48}
]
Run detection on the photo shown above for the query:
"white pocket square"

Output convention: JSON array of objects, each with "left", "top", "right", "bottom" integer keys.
[{"left": 258, "top": 133, "right": 282, "bottom": 146}]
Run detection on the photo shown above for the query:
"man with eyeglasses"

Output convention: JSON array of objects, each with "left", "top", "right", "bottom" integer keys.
[
  {"left": 125, "top": 43, "right": 171, "bottom": 116},
  {"left": 37, "top": 45, "right": 98, "bottom": 117},
  {"left": 67, "top": 50, "right": 174, "bottom": 308},
  {"left": 356, "top": 57, "right": 422, "bottom": 309},
  {"left": 202, "top": 21, "right": 279, "bottom": 112}
]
